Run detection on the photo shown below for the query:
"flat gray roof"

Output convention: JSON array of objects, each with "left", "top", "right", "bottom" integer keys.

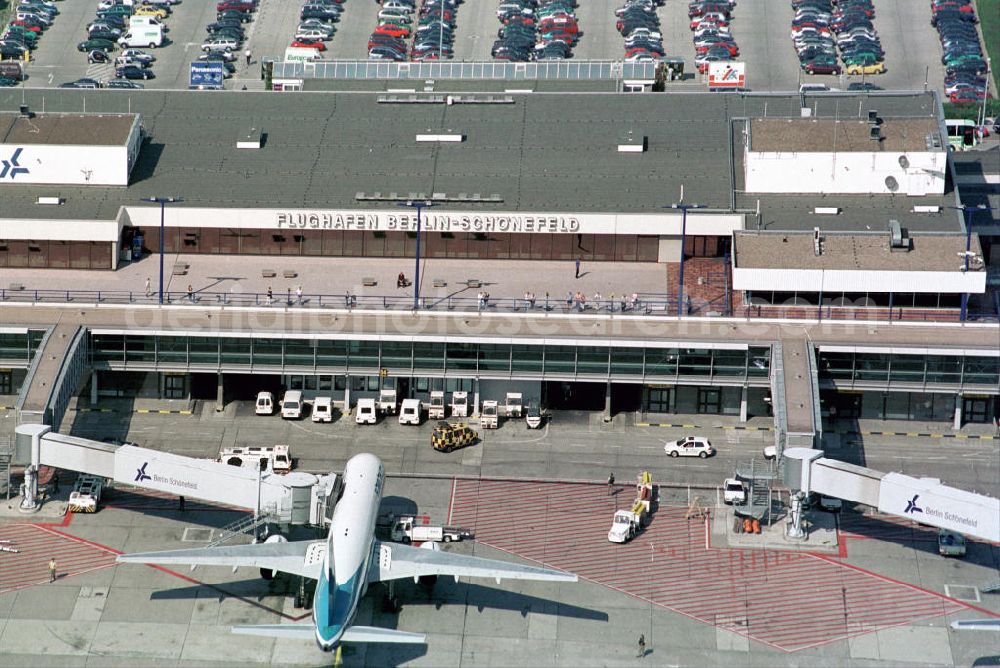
[
  {"left": 733, "top": 230, "right": 982, "bottom": 271},
  {"left": 0, "top": 111, "right": 135, "bottom": 146},
  {"left": 750, "top": 118, "right": 941, "bottom": 153},
  {"left": 0, "top": 89, "right": 955, "bottom": 233}
]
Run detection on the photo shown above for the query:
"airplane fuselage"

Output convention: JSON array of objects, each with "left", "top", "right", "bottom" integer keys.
[{"left": 312, "top": 453, "right": 385, "bottom": 651}]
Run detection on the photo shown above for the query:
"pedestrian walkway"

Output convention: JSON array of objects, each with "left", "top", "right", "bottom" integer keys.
[
  {"left": 0, "top": 522, "right": 118, "bottom": 595},
  {"left": 448, "top": 479, "right": 968, "bottom": 653}
]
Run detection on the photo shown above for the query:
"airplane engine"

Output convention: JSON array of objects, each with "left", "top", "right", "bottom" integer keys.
[{"left": 260, "top": 534, "right": 287, "bottom": 580}]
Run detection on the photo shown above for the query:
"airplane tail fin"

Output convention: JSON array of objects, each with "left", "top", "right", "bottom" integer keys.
[
  {"left": 341, "top": 626, "right": 427, "bottom": 644},
  {"left": 231, "top": 624, "right": 315, "bottom": 640}
]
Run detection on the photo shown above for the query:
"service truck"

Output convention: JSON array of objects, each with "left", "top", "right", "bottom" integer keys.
[
  {"left": 428, "top": 391, "right": 446, "bottom": 419},
  {"left": 399, "top": 398, "right": 422, "bottom": 425},
  {"left": 390, "top": 516, "right": 474, "bottom": 544},
  {"left": 450, "top": 391, "right": 469, "bottom": 417},
  {"left": 219, "top": 445, "right": 292, "bottom": 473},
  {"left": 608, "top": 471, "right": 653, "bottom": 543},
  {"left": 284, "top": 46, "right": 322, "bottom": 63},
  {"left": 723, "top": 478, "right": 747, "bottom": 505},
  {"left": 504, "top": 392, "right": 523, "bottom": 418},
  {"left": 481, "top": 400, "right": 499, "bottom": 429},
  {"left": 378, "top": 388, "right": 398, "bottom": 415}
]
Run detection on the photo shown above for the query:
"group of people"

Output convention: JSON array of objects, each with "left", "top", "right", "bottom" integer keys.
[
  {"left": 565, "top": 291, "right": 641, "bottom": 312},
  {"left": 477, "top": 291, "right": 491, "bottom": 310}
]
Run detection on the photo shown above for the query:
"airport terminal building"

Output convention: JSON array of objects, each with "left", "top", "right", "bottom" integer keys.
[{"left": 0, "top": 88, "right": 996, "bottom": 428}]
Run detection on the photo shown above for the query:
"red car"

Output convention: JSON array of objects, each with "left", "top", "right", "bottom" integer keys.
[
  {"left": 374, "top": 24, "right": 409, "bottom": 38},
  {"left": 10, "top": 20, "right": 43, "bottom": 32},
  {"left": 216, "top": 1, "right": 255, "bottom": 12},
  {"left": 291, "top": 39, "right": 325, "bottom": 50},
  {"left": 695, "top": 41, "right": 738, "bottom": 56},
  {"left": 949, "top": 89, "right": 986, "bottom": 103}
]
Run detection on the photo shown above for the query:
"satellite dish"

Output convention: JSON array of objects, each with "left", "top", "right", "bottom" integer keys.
[
  {"left": 885, "top": 176, "right": 899, "bottom": 192},
  {"left": 898, "top": 155, "right": 909, "bottom": 169}
]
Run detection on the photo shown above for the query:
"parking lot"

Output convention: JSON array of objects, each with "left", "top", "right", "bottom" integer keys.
[{"left": 11, "top": 0, "right": 963, "bottom": 91}]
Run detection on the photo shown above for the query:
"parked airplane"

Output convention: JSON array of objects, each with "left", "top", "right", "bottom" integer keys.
[{"left": 117, "top": 453, "right": 577, "bottom": 650}]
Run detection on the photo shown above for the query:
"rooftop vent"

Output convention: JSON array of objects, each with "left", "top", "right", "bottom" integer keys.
[
  {"left": 867, "top": 109, "right": 879, "bottom": 125},
  {"left": 617, "top": 131, "right": 647, "bottom": 153},
  {"left": 889, "top": 219, "right": 911, "bottom": 252},
  {"left": 19, "top": 104, "right": 32, "bottom": 118},
  {"left": 869, "top": 126, "right": 882, "bottom": 142},
  {"left": 415, "top": 133, "right": 464, "bottom": 142},
  {"left": 813, "top": 227, "right": 823, "bottom": 256},
  {"left": 237, "top": 126, "right": 261, "bottom": 149},
  {"left": 912, "top": 205, "right": 941, "bottom": 213},
  {"left": 813, "top": 207, "right": 840, "bottom": 215},
  {"left": 36, "top": 196, "right": 62, "bottom": 205}
]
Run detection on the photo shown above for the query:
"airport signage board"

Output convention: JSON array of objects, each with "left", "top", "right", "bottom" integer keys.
[
  {"left": 189, "top": 62, "right": 224, "bottom": 90},
  {"left": 708, "top": 62, "right": 745, "bottom": 89},
  {"left": 877, "top": 472, "right": 1000, "bottom": 542}
]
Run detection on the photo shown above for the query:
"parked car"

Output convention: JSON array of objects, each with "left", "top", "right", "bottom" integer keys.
[
  {"left": 106, "top": 78, "right": 144, "bottom": 88},
  {"left": 116, "top": 64, "right": 155, "bottom": 79},
  {"left": 88, "top": 49, "right": 110, "bottom": 63},
  {"left": 78, "top": 38, "right": 117, "bottom": 52},
  {"left": 664, "top": 436, "right": 715, "bottom": 458}
]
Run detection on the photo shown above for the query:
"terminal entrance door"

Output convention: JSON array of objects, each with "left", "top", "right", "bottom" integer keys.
[
  {"left": 697, "top": 388, "right": 722, "bottom": 414},
  {"left": 543, "top": 381, "right": 606, "bottom": 410},
  {"left": 963, "top": 396, "right": 992, "bottom": 423}
]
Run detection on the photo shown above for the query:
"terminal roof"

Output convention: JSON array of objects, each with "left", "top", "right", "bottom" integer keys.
[
  {"left": 733, "top": 230, "right": 982, "bottom": 272},
  {"left": 0, "top": 89, "right": 955, "bottom": 233},
  {"left": 0, "top": 111, "right": 136, "bottom": 146}
]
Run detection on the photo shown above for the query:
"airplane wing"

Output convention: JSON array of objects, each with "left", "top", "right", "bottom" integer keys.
[
  {"left": 368, "top": 540, "right": 577, "bottom": 584},
  {"left": 116, "top": 539, "right": 326, "bottom": 581}
]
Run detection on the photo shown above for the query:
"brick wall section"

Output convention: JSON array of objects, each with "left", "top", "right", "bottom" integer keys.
[{"left": 667, "top": 257, "right": 732, "bottom": 315}]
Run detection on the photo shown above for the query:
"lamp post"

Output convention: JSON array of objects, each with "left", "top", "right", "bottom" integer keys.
[
  {"left": 665, "top": 193, "right": 704, "bottom": 318},
  {"left": 141, "top": 196, "right": 183, "bottom": 304},
  {"left": 399, "top": 200, "right": 435, "bottom": 310},
  {"left": 949, "top": 203, "right": 993, "bottom": 321}
]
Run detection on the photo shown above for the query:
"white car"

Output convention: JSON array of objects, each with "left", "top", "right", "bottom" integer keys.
[
  {"left": 120, "top": 48, "right": 155, "bottom": 64},
  {"left": 723, "top": 478, "right": 746, "bottom": 504},
  {"left": 664, "top": 436, "right": 714, "bottom": 458},
  {"left": 295, "top": 29, "right": 332, "bottom": 41}
]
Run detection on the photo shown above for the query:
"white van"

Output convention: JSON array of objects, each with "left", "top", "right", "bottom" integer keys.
[
  {"left": 799, "top": 83, "right": 829, "bottom": 93},
  {"left": 312, "top": 396, "right": 333, "bottom": 423},
  {"left": 356, "top": 398, "right": 377, "bottom": 424},
  {"left": 284, "top": 46, "right": 321, "bottom": 63},
  {"left": 129, "top": 15, "right": 162, "bottom": 27},
  {"left": 255, "top": 391, "right": 274, "bottom": 415},
  {"left": 281, "top": 390, "right": 303, "bottom": 419},
  {"left": 120, "top": 26, "right": 163, "bottom": 48},
  {"left": 399, "top": 398, "right": 422, "bottom": 425}
]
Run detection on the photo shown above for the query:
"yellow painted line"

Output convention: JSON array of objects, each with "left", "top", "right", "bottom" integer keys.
[
  {"left": 861, "top": 431, "right": 873, "bottom": 435},
  {"left": 929, "top": 434, "right": 944, "bottom": 438},
  {"left": 682, "top": 424, "right": 696, "bottom": 428},
  {"left": 179, "top": 410, "right": 193, "bottom": 415},
  {"left": 722, "top": 426, "right": 736, "bottom": 430},
  {"left": 906, "top": 432, "right": 920, "bottom": 437},
  {"left": 978, "top": 435, "right": 995, "bottom": 440},
  {"left": 954, "top": 434, "right": 968, "bottom": 439},
  {"left": 636, "top": 422, "right": 650, "bottom": 427}
]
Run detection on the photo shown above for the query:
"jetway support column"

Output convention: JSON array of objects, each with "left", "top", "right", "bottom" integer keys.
[
  {"left": 953, "top": 394, "right": 963, "bottom": 431},
  {"left": 603, "top": 381, "right": 612, "bottom": 423},
  {"left": 90, "top": 371, "right": 98, "bottom": 406},
  {"left": 216, "top": 374, "right": 224, "bottom": 413},
  {"left": 739, "top": 386, "right": 748, "bottom": 423},
  {"left": 473, "top": 378, "right": 480, "bottom": 418},
  {"left": 344, "top": 375, "right": 351, "bottom": 412}
]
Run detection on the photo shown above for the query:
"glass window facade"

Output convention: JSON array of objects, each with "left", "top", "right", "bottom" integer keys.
[
  {"left": 0, "top": 330, "right": 45, "bottom": 364},
  {"left": 819, "top": 351, "right": 999, "bottom": 389},
  {"left": 0, "top": 240, "right": 112, "bottom": 270},
  {"left": 89, "top": 334, "right": 772, "bottom": 384}
]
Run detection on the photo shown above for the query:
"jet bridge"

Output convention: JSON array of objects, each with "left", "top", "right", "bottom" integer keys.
[
  {"left": 14, "top": 424, "right": 337, "bottom": 526},
  {"left": 783, "top": 447, "right": 1000, "bottom": 543}
]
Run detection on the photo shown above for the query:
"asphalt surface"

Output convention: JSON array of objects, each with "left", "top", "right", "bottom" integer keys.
[{"left": 11, "top": 0, "right": 960, "bottom": 90}]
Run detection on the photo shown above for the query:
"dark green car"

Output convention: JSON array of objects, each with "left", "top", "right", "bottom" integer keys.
[
  {"left": 0, "top": 76, "right": 18, "bottom": 87},
  {"left": 77, "top": 38, "right": 116, "bottom": 52},
  {"left": 5, "top": 26, "right": 39, "bottom": 43},
  {"left": 98, "top": 5, "right": 133, "bottom": 16}
]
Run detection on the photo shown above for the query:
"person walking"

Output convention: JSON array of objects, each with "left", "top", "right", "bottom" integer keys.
[
  {"left": 186, "top": 284, "right": 194, "bottom": 302},
  {"left": 637, "top": 634, "right": 646, "bottom": 658},
  {"left": 266, "top": 285, "right": 273, "bottom": 304},
  {"left": 144, "top": 277, "right": 151, "bottom": 297},
  {"left": 607, "top": 472, "right": 615, "bottom": 495},
  {"left": 575, "top": 257, "right": 581, "bottom": 279},
  {"left": 49, "top": 558, "right": 57, "bottom": 582},
  {"left": 178, "top": 495, "right": 185, "bottom": 512},
  {"left": 295, "top": 285, "right": 303, "bottom": 305},
  {"left": 244, "top": 48, "right": 251, "bottom": 67}
]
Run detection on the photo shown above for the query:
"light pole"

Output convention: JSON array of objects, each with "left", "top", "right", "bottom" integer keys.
[
  {"left": 141, "top": 196, "right": 183, "bottom": 304},
  {"left": 949, "top": 203, "right": 992, "bottom": 321},
  {"left": 399, "top": 200, "right": 435, "bottom": 310},
  {"left": 665, "top": 193, "right": 704, "bottom": 318}
]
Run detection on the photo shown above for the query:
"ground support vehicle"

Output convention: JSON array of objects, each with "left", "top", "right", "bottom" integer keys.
[
  {"left": 608, "top": 471, "right": 654, "bottom": 543},
  {"left": 218, "top": 445, "right": 291, "bottom": 473},
  {"left": 428, "top": 391, "right": 446, "bottom": 419},
  {"left": 431, "top": 421, "right": 477, "bottom": 453},
  {"left": 390, "top": 515, "right": 474, "bottom": 543},
  {"left": 69, "top": 475, "right": 105, "bottom": 513},
  {"left": 450, "top": 391, "right": 469, "bottom": 417},
  {"left": 378, "top": 388, "right": 398, "bottom": 415},
  {"left": 481, "top": 400, "right": 499, "bottom": 429}
]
